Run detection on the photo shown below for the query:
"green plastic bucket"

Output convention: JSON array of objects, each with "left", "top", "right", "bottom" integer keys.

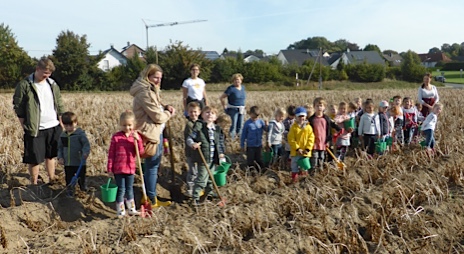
[
  {"left": 217, "top": 155, "right": 232, "bottom": 172},
  {"left": 214, "top": 168, "right": 227, "bottom": 187},
  {"left": 100, "top": 179, "right": 118, "bottom": 202},
  {"left": 376, "top": 141, "right": 387, "bottom": 153},
  {"left": 262, "top": 147, "right": 274, "bottom": 164},
  {"left": 297, "top": 157, "right": 311, "bottom": 171},
  {"left": 420, "top": 140, "right": 427, "bottom": 148},
  {"left": 386, "top": 137, "right": 393, "bottom": 146},
  {"left": 344, "top": 117, "right": 355, "bottom": 129}
]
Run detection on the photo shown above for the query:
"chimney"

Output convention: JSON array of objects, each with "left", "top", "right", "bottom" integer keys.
[
  {"left": 110, "top": 43, "right": 114, "bottom": 49},
  {"left": 127, "top": 41, "right": 130, "bottom": 47}
]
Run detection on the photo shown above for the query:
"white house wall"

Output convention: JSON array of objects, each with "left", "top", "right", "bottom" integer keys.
[{"left": 98, "top": 51, "right": 127, "bottom": 71}]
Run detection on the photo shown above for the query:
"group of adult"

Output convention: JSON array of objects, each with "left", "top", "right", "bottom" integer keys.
[
  {"left": 12, "top": 58, "right": 248, "bottom": 204},
  {"left": 13, "top": 58, "right": 439, "bottom": 203}
]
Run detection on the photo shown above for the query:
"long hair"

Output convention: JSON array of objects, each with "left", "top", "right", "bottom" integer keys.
[{"left": 139, "top": 64, "right": 163, "bottom": 83}]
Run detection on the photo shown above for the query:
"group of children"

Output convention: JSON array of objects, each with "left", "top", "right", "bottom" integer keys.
[
  {"left": 229, "top": 95, "right": 443, "bottom": 183},
  {"left": 58, "top": 93, "right": 443, "bottom": 215}
]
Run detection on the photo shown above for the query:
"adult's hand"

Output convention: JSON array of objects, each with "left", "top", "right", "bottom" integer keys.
[{"left": 165, "top": 105, "right": 176, "bottom": 116}]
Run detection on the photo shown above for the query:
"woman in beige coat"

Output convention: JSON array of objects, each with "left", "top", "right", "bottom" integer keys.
[{"left": 130, "top": 64, "right": 175, "bottom": 207}]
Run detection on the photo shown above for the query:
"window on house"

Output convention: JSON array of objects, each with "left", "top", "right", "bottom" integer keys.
[
  {"left": 138, "top": 51, "right": 143, "bottom": 57},
  {"left": 103, "top": 60, "right": 109, "bottom": 71}
]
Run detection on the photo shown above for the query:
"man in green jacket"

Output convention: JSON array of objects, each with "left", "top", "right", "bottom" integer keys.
[{"left": 13, "top": 57, "right": 65, "bottom": 185}]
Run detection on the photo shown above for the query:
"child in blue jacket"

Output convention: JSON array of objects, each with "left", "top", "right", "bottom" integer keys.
[{"left": 241, "top": 106, "right": 268, "bottom": 168}]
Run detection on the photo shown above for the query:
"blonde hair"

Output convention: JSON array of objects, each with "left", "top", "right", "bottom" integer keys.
[
  {"left": 120, "top": 110, "right": 135, "bottom": 123},
  {"left": 140, "top": 64, "right": 163, "bottom": 83},
  {"left": 274, "top": 107, "right": 287, "bottom": 118},
  {"left": 37, "top": 57, "right": 56, "bottom": 72},
  {"left": 433, "top": 103, "right": 443, "bottom": 110},
  {"left": 231, "top": 73, "right": 244, "bottom": 82}
]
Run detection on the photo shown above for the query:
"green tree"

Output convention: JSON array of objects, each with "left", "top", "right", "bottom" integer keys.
[
  {"left": 157, "top": 41, "right": 210, "bottom": 89},
  {"left": 0, "top": 23, "right": 33, "bottom": 89},
  {"left": 52, "top": 30, "right": 103, "bottom": 90},
  {"left": 363, "top": 44, "right": 382, "bottom": 53},
  {"left": 400, "top": 50, "right": 426, "bottom": 82}
]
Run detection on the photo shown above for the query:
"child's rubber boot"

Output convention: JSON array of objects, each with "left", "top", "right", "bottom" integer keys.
[
  {"left": 151, "top": 197, "right": 172, "bottom": 208},
  {"left": 125, "top": 199, "right": 140, "bottom": 216},
  {"left": 116, "top": 202, "right": 126, "bottom": 217},
  {"left": 291, "top": 172, "right": 299, "bottom": 183}
]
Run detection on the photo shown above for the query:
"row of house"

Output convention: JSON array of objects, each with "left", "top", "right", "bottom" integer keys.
[{"left": 97, "top": 42, "right": 451, "bottom": 72}]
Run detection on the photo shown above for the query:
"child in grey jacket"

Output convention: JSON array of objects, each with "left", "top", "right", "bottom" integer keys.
[
  {"left": 267, "top": 108, "right": 286, "bottom": 166},
  {"left": 58, "top": 112, "right": 90, "bottom": 196},
  {"left": 358, "top": 101, "right": 379, "bottom": 156}
]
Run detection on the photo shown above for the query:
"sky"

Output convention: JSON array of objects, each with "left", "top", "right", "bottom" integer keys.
[{"left": 2, "top": 0, "right": 463, "bottom": 58}]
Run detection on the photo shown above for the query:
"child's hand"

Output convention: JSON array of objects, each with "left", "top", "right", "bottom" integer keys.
[
  {"left": 108, "top": 172, "right": 114, "bottom": 178},
  {"left": 347, "top": 127, "right": 354, "bottom": 133},
  {"left": 297, "top": 149, "right": 304, "bottom": 155},
  {"left": 58, "top": 158, "right": 64, "bottom": 165},
  {"left": 191, "top": 142, "right": 202, "bottom": 150},
  {"left": 133, "top": 131, "right": 140, "bottom": 140}
]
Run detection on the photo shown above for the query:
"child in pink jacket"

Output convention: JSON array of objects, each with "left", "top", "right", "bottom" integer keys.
[{"left": 107, "top": 110, "right": 144, "bottom": 217}]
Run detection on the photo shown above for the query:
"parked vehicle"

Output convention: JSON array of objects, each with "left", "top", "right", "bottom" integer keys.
[{"left": 434, "top": 76, "right": 446, "bottom": 83}]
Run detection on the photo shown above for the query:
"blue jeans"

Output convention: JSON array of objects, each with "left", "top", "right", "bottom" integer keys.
[
  {"left": 271, "top": 144, "right": 283, "bottom": 164},
  {"left": 423, "top": 129, "right": 435, "bottom": 149},
  {"left": 144, "top": 135, "right": 163, "bottom": 201},
  {"left": 403, "top": 127, "right": 415, "bottom": 144},
  {"left": 114, "top": 174, "right": 135, "bottom": 203},
  {"left": 226, "top": 108, "right": 244, "bottom": 139}
]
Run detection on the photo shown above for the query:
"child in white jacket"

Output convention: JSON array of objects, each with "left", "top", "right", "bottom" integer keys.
[
  {"left": 358, "top": 100, "right": 379, "bottom": 155},
  {"left": 421, "top": 103, "right": 443, "bottom": 151}
]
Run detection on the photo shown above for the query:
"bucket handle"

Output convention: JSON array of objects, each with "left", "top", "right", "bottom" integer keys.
[{"left": 105, "top": 178, "right": 111, "bottom": 190}]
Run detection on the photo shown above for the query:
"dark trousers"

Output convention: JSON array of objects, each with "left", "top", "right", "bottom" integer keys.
[
  {"left": 246, "top": 146, "right": 263, "bottom": 168},
  {"left": 65, "top": 165, "right": 87, "bottom": 191},
  {"left": 363, "top": 134, "right": 376, "bottom": 155}
]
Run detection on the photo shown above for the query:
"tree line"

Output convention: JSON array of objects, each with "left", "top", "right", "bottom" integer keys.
[{"left": 1, "top": 24, "right": 462, "bottom": 91}]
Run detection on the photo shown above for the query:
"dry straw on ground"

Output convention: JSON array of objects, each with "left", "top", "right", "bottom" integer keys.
[{"left": 0, "top": 88, "right": 463, "bottom": 253}]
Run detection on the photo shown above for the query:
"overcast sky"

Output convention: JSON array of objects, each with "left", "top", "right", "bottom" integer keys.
[{"left": 2, "top": 0, "right": 463, "bottom": 58}]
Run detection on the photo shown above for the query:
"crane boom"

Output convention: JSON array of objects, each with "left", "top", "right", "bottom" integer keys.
[
  {"left": 146, "top": 19, "right": 207, "bottom": 28},
  {"left": 143, "top": 19, "right": 207, "bottom": 50}
]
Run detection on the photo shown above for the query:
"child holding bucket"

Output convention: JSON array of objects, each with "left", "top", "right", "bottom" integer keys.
[
  {"left": 183, "top": 102, "right": 201, "bottom": 197},
  {"left": 57, "top": 112, "right": 90, "bottom": 197},
  {"left": 107, "top": 110, "right": 144, "bottom": 217},
  {"left": 288, "top": 107, "right": 315, "bottom": 182},
  {"left": 358, "top": 100, "right": 379, "bottom": 156},
  {"left": 421, "top": 103, "right": 443, "bottom": 153},
  {"left": 267, "top": 108, "right": 286, "bottom": 166},
  {"left": 308, "top": 97, "right": 341, "bottom": 170},
  {"left": 334, "top": 102, "right": 353, "bottom": 161},
  {"left": 187, "top": 106, "right": 226, "bottom": 205},
  {"left": 375, "top": 101, "right": 392, "bottom": 154}
]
